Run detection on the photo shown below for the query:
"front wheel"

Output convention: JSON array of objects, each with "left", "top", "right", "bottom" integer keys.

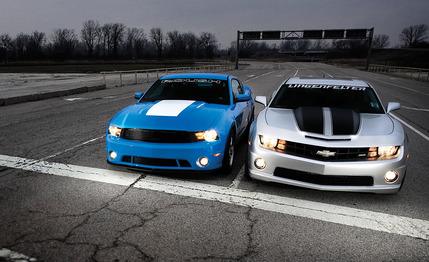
[{"left": 221, "top": 131, "right": 235, "bottom": 173}]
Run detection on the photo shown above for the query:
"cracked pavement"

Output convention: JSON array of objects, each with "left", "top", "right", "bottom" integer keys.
[{"left": 1, "top": 62, "right": 428, "bottom": 261}]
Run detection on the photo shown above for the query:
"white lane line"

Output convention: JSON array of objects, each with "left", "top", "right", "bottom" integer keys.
[
  {"left": 228, "top": 166, "right": 245, "bottom": 188},
  {"left": 322, "top": 71, "right": 334, "bottom": 78},
  {"left": 40, "top": 135, "right": 104, "bottom": 161},
  {"left": 244, "top": 71, "right": 275, "bottom": 83},
  {"left": 390, "top": 113, "right": 429, "bottom": 142},
  {"left": 0, "top": 248, "right": 37, "bottom": 261},
  {"left": 368, "top": 76, "right": 429, "bottom": 96},
  {"left": 1, "top": 154, "right": 428, "bottom": 241},
  {"left": 64, "top": 97, "right": 89, "bottom": 101},
  {"left": 402, "top": 106, "right": 429, "bottom": 112},
  {"left": 0, "top": 154, "right": 140, "bottom": 186},
  {"left": 293, "top": 69, "right": 299, "bottom": 77}
]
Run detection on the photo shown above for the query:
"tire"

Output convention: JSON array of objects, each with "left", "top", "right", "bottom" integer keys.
[
  {"left": 244, "top": 149, "right": 252, "bottom": 180},
  {"left": 221, "top": 130, "right": 236, "bottom": 173},
  {"left": 244, "top": 108, "right": 254, "bottom": 137}
]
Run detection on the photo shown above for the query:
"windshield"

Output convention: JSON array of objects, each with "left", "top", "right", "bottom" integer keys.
[
  {"left": 141, "top": 78, "right": 230, "bottom": 105},
  {"left": 270, "top": 83, "right": 384, "bottom": 113}
]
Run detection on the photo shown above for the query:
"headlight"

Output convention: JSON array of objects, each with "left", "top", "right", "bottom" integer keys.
[
  {"left": 108, "top": 125, "right": 122, "bottom": 137},
  {"left": 368, "top": 146, "right": 400, "bottom": 160},
  {"left": 195, "top": 129, "right": 218, "bottom": 142},
  {"left": 258, "top": 135, "right": 286, "bottom": 152}
]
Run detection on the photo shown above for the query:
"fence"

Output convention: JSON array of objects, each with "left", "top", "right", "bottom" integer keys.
[
  {"left": 99, "top": 64, "right": 234, "bottom": 88},
  {"left": 368, "top": 64, "right": 429, "bottom": 82}
]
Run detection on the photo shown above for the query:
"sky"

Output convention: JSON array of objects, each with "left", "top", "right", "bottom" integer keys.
[{"left": 1, "top": 0, "right": 428, "bottom": 48}]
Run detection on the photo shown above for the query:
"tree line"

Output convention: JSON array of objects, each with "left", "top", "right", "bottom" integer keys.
[
  {"left": 0, "top": 22, "right": 427, "bottom": 62},
  {"left": 0, "top": 20, "right": 218, "bottom": 62}
]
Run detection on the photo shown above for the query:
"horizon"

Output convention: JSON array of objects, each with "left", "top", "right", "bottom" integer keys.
[{"left": 1, "top": 0, "right": 428, "bottom": 48}]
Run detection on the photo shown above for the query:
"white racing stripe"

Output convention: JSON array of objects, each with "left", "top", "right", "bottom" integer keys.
[
  {"left": 0, "top": 154, "right": 428, "bottom": 241},
  {"left": 146, "top": 100, "right": 195, "bottom": 117}
]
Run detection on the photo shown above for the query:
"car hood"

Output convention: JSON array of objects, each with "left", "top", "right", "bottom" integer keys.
[
  {"left": 258, "top": 107, "right": 402, "bottom": 147},
  {"left": 110, "top": 100, "right": 228, "bottom": 131}
]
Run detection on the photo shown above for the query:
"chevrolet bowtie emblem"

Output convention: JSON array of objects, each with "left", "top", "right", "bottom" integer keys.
[{"left": 316, "top": 150, "right": 336, "bottom": 157}]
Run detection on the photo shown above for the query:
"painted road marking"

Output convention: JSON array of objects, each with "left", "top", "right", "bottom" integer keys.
[
  {"left": 402, "top": 106, "right": 429, "bottom": 112},
  {"left": 367, "top": 75, "right": 429, "bottom": 96},
  {"left": 0, "top": 248, "right": 37, "bottom": 261},
  {"left": 390, "top": 113, "right": 429, "bottom": 142},
  {"left": 322, "top": 71, "right": 334, "bottom": 78},
  {"left": 40, "top": 135, "right": 104, "bottom": 161},
  {"left": 293, "top": 69, "right": 299, "bottom": 77},
  {"left": 244, "top": 71, "right": 275, "bottom": 83},
  {"left": 228, "top": 166, "right": 245, "bottom": 189},
  {"left": 0, "top": 154, "right": 428, "bottom": 241}
]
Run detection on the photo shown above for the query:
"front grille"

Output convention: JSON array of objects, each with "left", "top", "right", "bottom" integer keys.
[
  {"left": 273, "top": 167, "right": 374, "bottom": 186},
  {"left": 122, "top": 155, "right": 191, "bottom": 167},
  {"left": 121, "top": 128, "right": 199, "bottom": 143},
  {"left": 284, "top": 141, "right": 369, "bottom": 161}
]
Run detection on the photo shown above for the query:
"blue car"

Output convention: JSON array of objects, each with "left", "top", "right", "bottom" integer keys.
[{"left": 106, "top": 73, "right": 254, "bottom": 172}]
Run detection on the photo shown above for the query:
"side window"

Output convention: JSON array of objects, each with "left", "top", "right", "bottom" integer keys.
[{"left": 231, "top": 79, "right": 244, "bottom": 97}]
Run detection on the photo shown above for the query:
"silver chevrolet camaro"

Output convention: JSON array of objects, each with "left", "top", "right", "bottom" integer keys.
[{"left": 247, "top": 77, "right": 408, "bottom": 194}]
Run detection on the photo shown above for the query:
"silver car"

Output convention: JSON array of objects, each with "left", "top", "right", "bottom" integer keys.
[{"left": 248, "top": 77, "right": 408, "bottom": 194}]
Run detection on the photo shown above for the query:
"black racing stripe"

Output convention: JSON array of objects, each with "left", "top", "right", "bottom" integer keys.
[
  {"left": 331, "top": 108, "right": 360, "bottom": 135},
  {"left": 294, "top": 107, "right": 324, "bottom": 134}
]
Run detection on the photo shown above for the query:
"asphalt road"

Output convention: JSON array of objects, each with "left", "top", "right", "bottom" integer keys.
[{"left": 0, "top": 62, "right": 428, "bottom": 261}]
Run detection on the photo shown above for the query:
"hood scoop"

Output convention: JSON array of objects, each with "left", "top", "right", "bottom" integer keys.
[{"left": 293, "top": 107, "right": 360, "bottom": 136}]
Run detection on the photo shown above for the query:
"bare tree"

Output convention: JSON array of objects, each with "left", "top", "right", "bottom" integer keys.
[
  {"left": 400, "top": 24, "right": 428, "bottom": 47},
  {"left": 15, "top": 33, "right": 31, "bottom": 58},
  {"left": 51, "top": 28, "right": 78, "bottom": 59},
  {"left": 150, "top": 28, "right": 163, "bottom": 58},
  {"left": 27, "top": 31, "right": 45, "bottom": 58},
  {"left": 101, "top": 24, "right": 113, "bottom": 57},
  {"left": 372, "top": 34, "right": 390, "bottom": 48},
  {"left": 167, "top": 30, "right": 186, "bottom": 57},
  {"left": 0, "top": 34, "right": 14, "bottom": 62},
  {"left": 110, "top": 23, "right": 126, "bottom": 57},
  {"left": 81, "top": 20, "right": 100, "bottom": 57},
  {"left": 183, "top": 32, "right": 197, "bottom": 58},
  {"left": 198, "top": 32, "right": 217, "bottom": 58},
  {"left": 125, "top": 27, "right": 146, "bottom": 58}
]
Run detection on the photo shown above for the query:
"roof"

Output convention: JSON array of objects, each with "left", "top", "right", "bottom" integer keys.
[
  {"left": 285, "top": 77, "right": 369, "bottom": 87},
  {"left": 160, "top": 73, "right": 230, "bottom": 81}
]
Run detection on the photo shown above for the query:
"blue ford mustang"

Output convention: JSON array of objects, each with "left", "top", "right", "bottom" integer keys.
[{"left": 106, "top": 73, "right": 254, "bottom": 172}]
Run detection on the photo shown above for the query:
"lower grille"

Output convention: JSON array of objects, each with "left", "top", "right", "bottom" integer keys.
[
  {"left": 122, "top": 155, "right": 191, "bottom": 167},
  {"left": 273, "top": 167, "right": 373, "bottom": 186},
  {"left": 121, "top": 128, "right": 199, "bottom": 143}
]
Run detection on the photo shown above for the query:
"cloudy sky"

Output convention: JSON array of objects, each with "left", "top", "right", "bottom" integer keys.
[{"left": 1, "top": 0, "right": 428, "bottom": 47}]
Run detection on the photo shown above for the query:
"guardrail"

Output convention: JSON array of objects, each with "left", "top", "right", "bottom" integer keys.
[
  {"left": 368, "top": 64, "right": 429, "bottom": 82},
  {"left": 100, "top": 64, "right": 234, "bottom": 87}
]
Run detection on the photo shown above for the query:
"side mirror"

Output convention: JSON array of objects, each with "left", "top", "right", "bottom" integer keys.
[
  {"left": 134, "top": 91, "right": 144, "bottom": 100},
  {"left": 255, "top": 96, "right": 267, "bottom": 106},
  {"left": 235, "top": 93, "right": 252, "bottom": 103},
  {"left": 387, "top": 102, "right": 400, "bottom": 113}
]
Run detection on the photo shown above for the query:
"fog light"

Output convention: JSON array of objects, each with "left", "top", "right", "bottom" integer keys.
[
  {"left": 254, "top": 158, "right": 266, "bottom": 169},
  {"left": 109, "top": 151, "right": 117, "bottom": 160},
  {"left": 384, "top": 170, "right": 399, "bottom": 183},
  {"left": 197, "top": 157, "right": 209, "bottom": 167}
]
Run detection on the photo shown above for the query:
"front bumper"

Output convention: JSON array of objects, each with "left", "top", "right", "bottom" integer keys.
[
  {"left": 106, "top": 135, "right": 225, "bottom": 171},
  {"left": 248, "top": 143, "right": 407, "bottom": 194}
]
